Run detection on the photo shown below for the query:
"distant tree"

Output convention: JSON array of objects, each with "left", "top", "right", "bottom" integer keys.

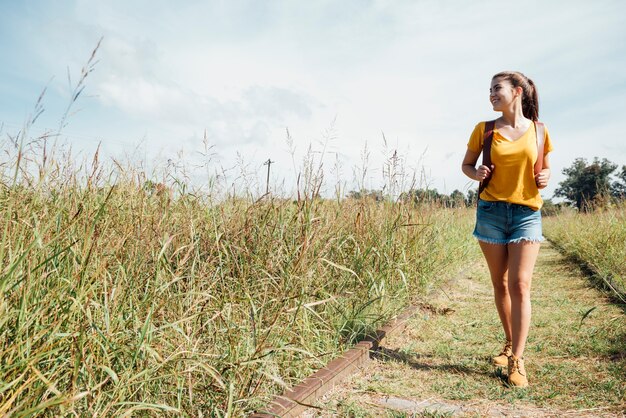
[
  {"left": 540, "top": 198, "right": 565, "bottom": 217},
  {"left": 403, "top": 188, "right": 443, "bottom": 205},
  {"left": 422, "top": 188, "right": 442, "bottom": 203},
  {"left": 399, "top": 189, "right": 467, "bottom": 207},
  {"left": 449, "top": 189, "right": 466, "bottom": 208},
  {"left": 465, "top": 189, "right": 478, "bottom": 206},
  {"left": 347, "top": 190, "right": 362, "bottom": 199},
  {"left": 554, "top": 158, "right": 617, "bottom": 212},
  {"left": 612, "top": 165, "right": 626, "bottom": 199},
  {"left": 348, "top": 189, "right": 383, "bottom": 201}
]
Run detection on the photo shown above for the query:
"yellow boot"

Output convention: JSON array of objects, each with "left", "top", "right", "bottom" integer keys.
[
  {"left": 492, "top": 340, "right": 512, "bottom": 366},
  {"left": 508, "top": 355, "right": 528, "bottom": 387}
]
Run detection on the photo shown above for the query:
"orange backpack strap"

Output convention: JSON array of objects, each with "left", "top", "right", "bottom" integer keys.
[
  {"left": 534, "top": 121, "right": 545, "bottom": 175},
  {"left": 478, "top": 120, "right": 496, "bottom": 202}
]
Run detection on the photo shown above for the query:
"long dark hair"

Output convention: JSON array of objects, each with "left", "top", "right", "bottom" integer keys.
[{"left": 492, "top": 71, "right": 539, "bottom": 121}]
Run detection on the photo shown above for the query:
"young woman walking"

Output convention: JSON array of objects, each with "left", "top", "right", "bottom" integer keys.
[{"left": 461, "top": 71, "right": 554, "bottom": 387}]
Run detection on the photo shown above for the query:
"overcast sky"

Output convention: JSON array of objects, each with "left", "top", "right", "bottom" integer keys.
[{"left": 1, "top": 0, "right": 625, "bottom": 198}]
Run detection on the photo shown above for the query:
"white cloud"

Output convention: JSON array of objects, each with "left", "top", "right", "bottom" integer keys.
[{"left": 2, "top": 0, "right": 625, "bottom": 197}]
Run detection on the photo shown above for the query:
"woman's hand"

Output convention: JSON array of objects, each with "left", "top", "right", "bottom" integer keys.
[
  {"left": 535, "top": 169, "right": 550, "bottom": 189},
  {"left": 476, "top": 164, "right": 494, "bottom": 182}
]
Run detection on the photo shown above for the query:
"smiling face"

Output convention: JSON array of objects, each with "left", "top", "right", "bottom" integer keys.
[{"left": 490, "top": 77, "right": 522, "bottom": 112}]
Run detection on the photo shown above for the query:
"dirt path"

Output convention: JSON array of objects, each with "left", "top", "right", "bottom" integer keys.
[{"left": 302, "top": 241, "right": 626, "bottom": 417}]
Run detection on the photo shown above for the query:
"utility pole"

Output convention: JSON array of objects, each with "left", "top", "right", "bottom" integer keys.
[{"left": 264, "top": 159, "right": 274, "bottom": 195}]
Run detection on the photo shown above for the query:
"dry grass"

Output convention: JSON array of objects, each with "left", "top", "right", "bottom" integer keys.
[
  {"left": 544, "top": 205, "right": 626, "bottom": 303},
  {"left": 0, "top": 129, "right": 477, "bottom": 416}
]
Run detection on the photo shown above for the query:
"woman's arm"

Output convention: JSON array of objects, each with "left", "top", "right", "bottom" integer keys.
[
  {"left": 535, "top": 153, "right": 551, "bottom": 189},
  {"left": 462, "top": 148, "right": 493, "bottom": 182}
]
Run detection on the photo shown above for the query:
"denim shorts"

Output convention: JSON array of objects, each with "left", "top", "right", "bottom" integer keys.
[{"left": 473, "top": 199, "right": 544, "bottom": 245}]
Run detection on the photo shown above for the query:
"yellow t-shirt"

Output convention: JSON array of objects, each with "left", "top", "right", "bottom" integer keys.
[{"left": 467, "top": 121, "right": 554, "bottom": 211}]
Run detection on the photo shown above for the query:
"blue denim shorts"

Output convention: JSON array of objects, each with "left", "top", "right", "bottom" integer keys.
[{"left": 473, "top": 199, "right": 544, "bottom": 245}]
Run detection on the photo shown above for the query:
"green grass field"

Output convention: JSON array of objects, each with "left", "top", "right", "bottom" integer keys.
[
  {"left": 1, "top": 135, "right": 624, "bottom": 416},
  {"left": 0, "top": 145, "right": 477, "bottom": 416},
  {"left": 544, "top": 205, "right": 626, "bottom": 303},
  {"left": 311, "top": 241, "right": 625, "bottom": 416}
]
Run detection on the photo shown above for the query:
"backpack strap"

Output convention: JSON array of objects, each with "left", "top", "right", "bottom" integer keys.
[
  {"left": 478, "top": 120, "right": 496, "bottom": 202},
  {"left": 534, "top": 121, "right": 545, "bottom": 175}
]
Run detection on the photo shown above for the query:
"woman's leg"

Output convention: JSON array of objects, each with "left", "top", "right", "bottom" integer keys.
[
  {"left": 478, "top": 241, "right": 511, "bottom": 340},
  {"left": 507, "top": 241, "right": 541, "bottom": 357}
]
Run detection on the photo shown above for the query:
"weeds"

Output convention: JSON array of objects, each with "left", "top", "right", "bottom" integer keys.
[
  {"left": 544, "top": 205, "right": 626, "bottom": 303},
  {"left": 0, "top": 136, "right": 474, "bottom": 415},
  {"left": 313, "top": 241, "right": 625, "bottom": 416},
  {"left": 0, "top": 40, "right": 479, "bottom": 416}
]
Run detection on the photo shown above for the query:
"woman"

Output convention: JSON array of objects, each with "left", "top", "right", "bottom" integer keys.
[{"left": 461, "top": 71, "right": 553, "bottom": 388}]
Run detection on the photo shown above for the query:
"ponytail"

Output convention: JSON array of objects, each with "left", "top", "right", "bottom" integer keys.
[
  {"left": 492, "top": 71, "right": 540, "bottom": 121},
  {"left": 524, "top": 78, "right": 539, "bottom": 121}
]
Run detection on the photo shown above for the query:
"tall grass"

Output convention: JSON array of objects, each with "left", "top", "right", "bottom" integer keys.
[
  {"left": 0, "top": 135, "right": 477, "bottom": 416},
  {"left": 544, "top": 205, "right": 626, "bottom": 303}
]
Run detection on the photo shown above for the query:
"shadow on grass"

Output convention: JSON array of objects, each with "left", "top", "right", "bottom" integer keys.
[
  {"left": 606, "top": 330, "right": 626, "bottom": 382},
  {"left": 546, "top": 239, "right": 626, "bottom": 313},
  {"left": 371, "top": 346, "right": 498, "bottom": 380}
]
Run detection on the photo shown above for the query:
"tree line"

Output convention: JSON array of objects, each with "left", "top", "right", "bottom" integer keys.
[
  {"left": 348, "top": 157, "right": 626, "bottom": 212},
  {"left": 554, "top": 158, "right": 626, "bottom": 212}
]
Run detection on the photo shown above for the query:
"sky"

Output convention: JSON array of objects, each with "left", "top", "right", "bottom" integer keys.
[{"left": 1, "top": 0, "right": 625, "bottom": 199}]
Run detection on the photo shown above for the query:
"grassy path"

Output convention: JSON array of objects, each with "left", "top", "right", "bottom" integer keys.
[{"left": 303, "top": 241, "right": 626, "bottom": 417}]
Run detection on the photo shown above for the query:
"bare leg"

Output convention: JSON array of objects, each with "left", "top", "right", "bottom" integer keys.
[
  {"left": 507, "top": 241, "right": 541, "bottom": 358},
  {"left": 478, "top": 241, "right": 511, "bottom": 341}
]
